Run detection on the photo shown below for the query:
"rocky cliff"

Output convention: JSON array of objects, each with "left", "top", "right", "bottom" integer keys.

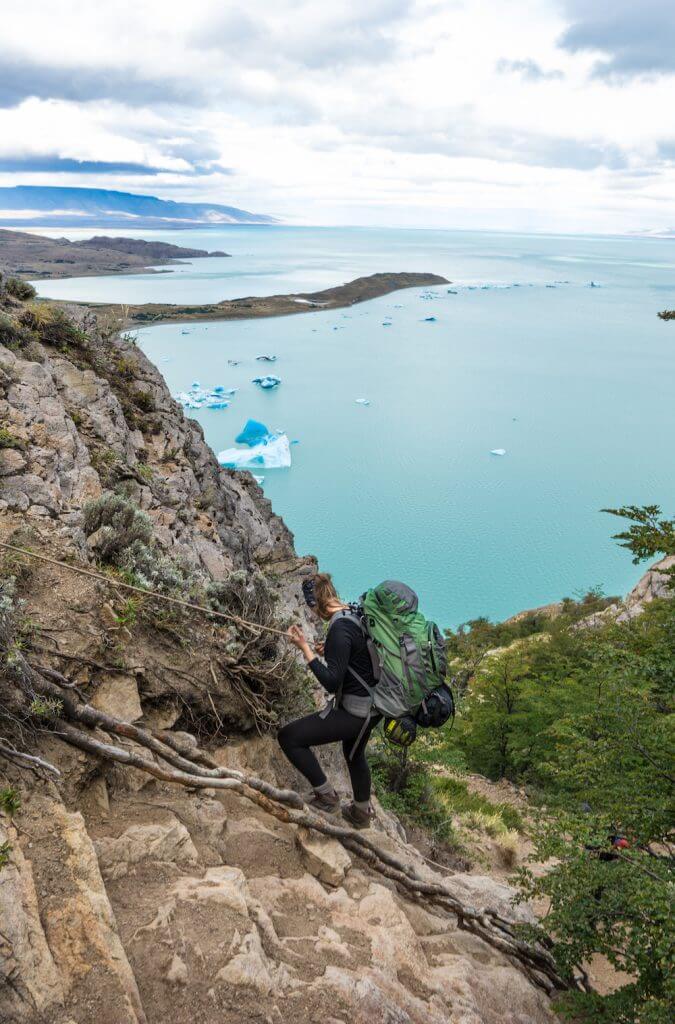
[{"left": 0, "top": 286, "right": 596, "bottom": 1024}]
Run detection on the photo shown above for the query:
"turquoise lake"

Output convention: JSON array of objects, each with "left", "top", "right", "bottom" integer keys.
[{"left": 35, "top": 227, "right": 675, "bottom": 627}]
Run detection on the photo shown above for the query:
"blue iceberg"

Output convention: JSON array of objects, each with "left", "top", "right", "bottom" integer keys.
[
  {"left": 490, "top": 448, "right": 507, "bottom": 456},
  {"left": 252, "top": 375, "right": 281, "bottom": 390},
  {"left": 235, "top": 419, "right": 270, "bottom": 446},
  {"left": 218, "top": 420, "right": 291, "bottom": 470}
]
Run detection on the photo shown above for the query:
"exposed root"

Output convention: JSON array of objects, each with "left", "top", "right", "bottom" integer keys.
[{"left": 4, "top": 640, "right": 583, "bottom": 996}]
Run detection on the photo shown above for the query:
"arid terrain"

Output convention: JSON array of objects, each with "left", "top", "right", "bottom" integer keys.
[{"left": 0, "top": 229, "right": 229, "bottom": 280}]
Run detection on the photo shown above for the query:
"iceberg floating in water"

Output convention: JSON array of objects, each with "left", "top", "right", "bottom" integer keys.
[
  {"left": 252, "top": 375, "right": 281, "bottom": 390},
  {"left": 490, "top": 448, "right": 507, "bottom": 456},
  {"left": 355, "top": 398, "right": 371, "bottom": 406},
  {"left": 253, "top": 475, "right": 265, "bottom": 485},
  {"left": 423, "top": 316, "right": 437, "bottom": 322},
  {"left": 588, "top": 281, "right": 601, "bottom": 288},
  {"left": 235, "top": 419, "right": 270, "bottom": 446},
  {"left": 256, "top": 354, "right": 277, "bottom": 362},
  {"left": 175, "top": 382, "right": 237, "bottom": 411},
  {"left": 218, "top": 420, "right": 291, "bottom": 470}
]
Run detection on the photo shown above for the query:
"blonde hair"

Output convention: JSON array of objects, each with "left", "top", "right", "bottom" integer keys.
[{"left": 312, "top": 573, "right": 341, "bottom": 618}]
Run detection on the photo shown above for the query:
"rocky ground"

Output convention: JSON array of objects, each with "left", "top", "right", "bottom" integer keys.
[{"left": 0, "top": 230, "right": 228, "bottom": 281}]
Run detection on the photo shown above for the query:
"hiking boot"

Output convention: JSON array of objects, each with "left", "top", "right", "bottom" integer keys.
[
  {"left": 308, "top": 788, "right": 340, "bottom": 815},
  {"left": 341, "top": 801, "right": 376, "bottom": 829}
]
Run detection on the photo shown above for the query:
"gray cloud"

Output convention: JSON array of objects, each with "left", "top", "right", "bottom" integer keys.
[
  {"left": 0, "top": 53, "right": 204, "bottom": 109},
  {"left": 496, "top": 58, "right": 564, "bottom": 81},
  {"left": 0, "top": 154, "right": 233, "bottom": 176},
  {"left": 192, "top": 0, "right": 414, "bottom": 69},
  {"left": 0, "top": 156, "right": 168, "bottom": 175},
  {"left": 559, "top": 0, "right": 675, "bottom": 79}
]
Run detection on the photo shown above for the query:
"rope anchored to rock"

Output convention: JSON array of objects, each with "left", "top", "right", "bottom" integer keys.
[{"left": 0, "top": 541, "right": 290, "bottom": 637}]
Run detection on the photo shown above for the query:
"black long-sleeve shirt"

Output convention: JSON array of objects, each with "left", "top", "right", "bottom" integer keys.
[{"left": 308, "top": 617, "right": 376, "bottom": 697}]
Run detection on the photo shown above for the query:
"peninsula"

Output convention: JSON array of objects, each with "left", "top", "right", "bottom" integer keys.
[
  {"left": 0, "top": 228, "right": 229, "bottom": 280},
  {"left": 75, "top": 271, "right": 450, "bottom": 326}
]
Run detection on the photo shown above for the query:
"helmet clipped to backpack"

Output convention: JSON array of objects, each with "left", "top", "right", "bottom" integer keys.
[{"left": 345, "top": 581, "right": 455, "bottom": 752}]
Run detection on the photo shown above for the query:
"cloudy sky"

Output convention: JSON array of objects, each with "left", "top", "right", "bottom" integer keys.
[{"left": 1, "top": 0, "right": 675, "bottom": 232}]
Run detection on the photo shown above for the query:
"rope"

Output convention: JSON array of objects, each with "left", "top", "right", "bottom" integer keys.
[{"left": 0, "top": 541, "right": 290, "bottom": 638}]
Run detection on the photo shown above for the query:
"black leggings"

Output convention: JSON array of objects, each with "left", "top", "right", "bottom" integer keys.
[{"left": 278, "top": 708, "right": 380, "bottom": 803}]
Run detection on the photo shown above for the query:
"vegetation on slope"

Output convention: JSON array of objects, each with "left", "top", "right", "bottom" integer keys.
[{"left": 374, "top": 506, "right": 673, "bottom": 1023}]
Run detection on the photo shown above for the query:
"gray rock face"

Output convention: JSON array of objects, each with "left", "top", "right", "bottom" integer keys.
[{"left": 0, "top": 305, "right": 313, "bottom": 609}]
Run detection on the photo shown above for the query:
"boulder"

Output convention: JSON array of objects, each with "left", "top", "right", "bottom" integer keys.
[
  {"left": 91, "top": 673, "right": 143, "bottom": 723},
  {"left": 296, "top": 827, "right": 352, "bottom": 886},
  {"left": 95, "top": 820, "right": 199, "bottom": 881}
]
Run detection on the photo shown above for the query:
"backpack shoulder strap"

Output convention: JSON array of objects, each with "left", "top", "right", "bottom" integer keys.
[{"left": 327, "top": 605, "right": 366, "bottom": 635}]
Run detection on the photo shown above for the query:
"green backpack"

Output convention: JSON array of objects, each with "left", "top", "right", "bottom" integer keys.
[{"left": 342, "top": 580, "right": 450, "bottom": 751}]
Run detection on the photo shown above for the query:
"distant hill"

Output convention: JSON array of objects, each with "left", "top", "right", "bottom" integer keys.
[{"left": 0, "top": 186, "right": 276, "bottom": 228}]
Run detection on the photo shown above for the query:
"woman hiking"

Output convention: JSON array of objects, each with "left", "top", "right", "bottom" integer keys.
[{"left": 279, "top": 573, "right": 380, "bottom": 828}]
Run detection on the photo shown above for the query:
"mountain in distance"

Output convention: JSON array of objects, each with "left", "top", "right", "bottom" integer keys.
[{"left": 0, "top": 186, "right": 277, "bottom": 228}]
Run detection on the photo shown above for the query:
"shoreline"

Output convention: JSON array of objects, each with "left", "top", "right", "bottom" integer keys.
[{"left": 66, "top": 272, "right": 450, "bottom": 327}]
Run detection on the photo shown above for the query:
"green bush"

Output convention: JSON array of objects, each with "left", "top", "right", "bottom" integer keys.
[
  {"left": 0, "top": 428, "right": 24, "bottom": 450},
  {"left": 369, "top": 743, "right": 455, "bottom": 842},
  {"left": 0, "top": 312, "right": 35, "bottom": 350},
  {"left": 5, "top": 278, "right": 37, "bottom": 301},
  {"left": 0, "top": 786, "right": 21, "bottom": 816},
  {"left": 19, "top": 303, "right": 86, "bottom": 351},
  {"left": 83, "top": 492, "right": 153, "bottom": 562}
]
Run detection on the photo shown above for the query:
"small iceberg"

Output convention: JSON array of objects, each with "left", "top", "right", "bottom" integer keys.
[
  {"left": 227, "top": 359, "right": 240, "bottom": 366},
  {"left": 235, "top": 419, "right": 269, "bottom": 446},
  {"left": 423, "top": 316, "right": 437, "bottom": 322},
  {"left": 355, "top": 398, "right": 371, "bottom": 406},
  {"left": 181, "top": 330, "right": 191, "bottom": 335},
  {"left": 588, "top": 281, "right": 601, "bottom": 288},
  {"left": 252, "top": 375, "right": 281, "bottom": 390},
  {"left": 447, "top": 289, "right": 458, "bottom": 294},
  {"left": 256, "top": 354, "right": 277, "bottom": 362},
  {"left": 490, "top": 448, "right": 507, "bottom": 456},
  {"left": 175, "top": 382, "right": 236, "bottom": 411},
  {"left": 218, "top": 419, "right": 291, "bottom": 470},
  {"left": 253, "top": 475, "right": 265, "bottom": 485}
]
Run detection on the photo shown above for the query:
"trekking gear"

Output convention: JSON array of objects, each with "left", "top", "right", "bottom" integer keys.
[
  {"left": 302, "top": 578, "right": 317, "bottom": 608},
  {"left": 309, "top": 787, "right": 340, "bottom": 814},
  {"left": 326, "top": 582, "right": 453, "bottom": 755},
  {"left": 341, "top": 801, "right": 376, "bottom": 829},
  {"left": 415, "top": 682, "right": 455, "bottom": 729},
  {"left": 383, "top": 715, "right": 417, "bottom": 747}
]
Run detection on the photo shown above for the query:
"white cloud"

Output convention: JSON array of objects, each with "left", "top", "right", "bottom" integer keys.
[{"left": 1, "top": 0, "right": 675, "bottom": 231}]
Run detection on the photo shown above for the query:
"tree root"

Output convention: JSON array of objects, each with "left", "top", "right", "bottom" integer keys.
[{"left": 14, "top": 659, "right": 584, "bottom": 996}]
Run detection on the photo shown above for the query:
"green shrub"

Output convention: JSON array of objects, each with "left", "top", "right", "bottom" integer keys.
[
  {"left": 369, "top": 743, "right": 455, "bottom": 842},
  {"left": 0, "top": 312, "right": 35, "bottom": 350},
  {"left": 0, "top": 428, "right": 24, "bottom": 450},
  {"left": 20, "top": 303, "right": 86, "bottom": 351},
  {"left": 30, "top": 696, "right": 63, "bottom": 718},
  {"left": 83, "top": 492, "right": 153, "bottom": 562},
  {"left": 0, "top": 787, "right": 21, "bottom": 816},
  {"left": 5, "top": 278, "right": 37, "bottom": 301}
]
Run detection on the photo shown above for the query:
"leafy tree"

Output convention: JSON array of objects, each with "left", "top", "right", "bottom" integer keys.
[{"left": 439, "top": 505, "right": 674, "bottom": 1021}]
